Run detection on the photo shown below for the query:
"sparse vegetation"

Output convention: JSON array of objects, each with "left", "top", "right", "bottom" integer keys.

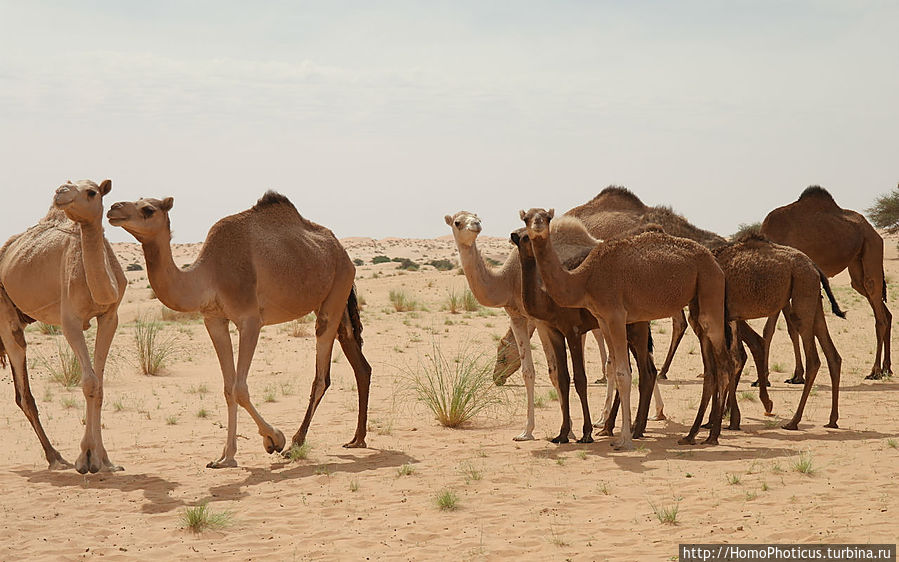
[
  {"left": 126, "top": 262, "right": 144, "bottom": 271},
  {"left": 134, "top": 315, "right": 176, "bottom": 376},
  {"left": 44, "top": 339, "right": 82, "bottom": 388},
  {"left": 649, "top": 499, "right": 680, "bottom": 525},
  {"left": 353, "top": 258, "right": 364, "bottom": 266},
  {"left": 389, "top": 289, "right": 419, "bottom": 312},
  {"left": 37, "top": 322, "right": 61, "bottom": 335},
  {"left": 392, "top": 257, "right": 420, "bottom": 271},
  {"left": 732, "top": 221, "right": 761, "bottom": 239},
  {"left": 372, "top": 255, "right": 391, "bottom": 264},
  {"left": 866, "top": 186, "right": 899, "bottom": 233},
  {"left": 461, "top": 289, "right": 480, "bottom": 312},
  {"left": 160, "top": 306, "right": 202, "bottom": 322},
  {"left": 726, "top": 473, "right": 741, "bottom": 485},
  {"left": 286, "top": 442, "right": 311, "bottom": 461},
  {"left": 427, "top": 258, "right": 455, "bottom": 271},
  {"left": 180, "top": 503, "right": 232, "bottom": 533},
  {"left": 397, "top": 463, "right": 415, "bottom": 477},
  {"left": 435, "top": 489, "right": 459, "bottom": 511},
  {"left": 793, "top": 451, "right": 815, "bottom": 475},
  {"left": 402, "top": 341, "right": 507, "bottom": 428}
]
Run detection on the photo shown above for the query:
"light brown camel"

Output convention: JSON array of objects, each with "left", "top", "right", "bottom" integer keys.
[
  {"left": 706, "top": 234, "right": 844, "bottom": 431},
  {"left": 495, "top": 186, "right": 726, "bottom": 383},
  {"left": 0, "top": 180, "right": 126, "bottom": 473},
  {"left": 445, "top": 211, "right": 609, "bottom": 441},
  {"left": 107, "top": 192, "right": 371, "bottom": 468},
  {"left": 761, "top": 185, "right": 891, "bottom": 380},
  {"left": 521, "top": 208, "right": 734, "bottom": 449},
  {"left": 510, "top": 220, "right": 665, "bottom": 443}
]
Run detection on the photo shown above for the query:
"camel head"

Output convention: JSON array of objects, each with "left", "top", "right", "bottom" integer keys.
[
  {"left": 106, "top": 197, "right": 174, "bottom": 242},
  {"left": 54, "top": 179, "right": 112, "bottom": 224},
  {"left": 509, "top": 227, "right": 534, "bottom": 259},
  {"left": 444, "top": 211, "right": 482, "bottom": 247},
  {"left": 519, "top": 208, "right": 554, "bottom": 241}
]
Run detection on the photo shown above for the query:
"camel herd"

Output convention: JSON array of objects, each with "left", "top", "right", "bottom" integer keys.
[{"left": 0, "top": 180, "right": 891, "bottom": 472}]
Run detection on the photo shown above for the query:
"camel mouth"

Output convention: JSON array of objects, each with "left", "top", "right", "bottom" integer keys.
[
  {"left": 106, "top": 213, "right": 127, "bottom": 225},
  {"left": 53, "top": 193, "right": 76, "bottom": 208}
]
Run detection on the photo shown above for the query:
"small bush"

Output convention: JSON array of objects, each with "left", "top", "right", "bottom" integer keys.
[
  {"left": 126, "top": 263, "right": 144, "bottom": 271},
  {"left": 461, "top": 290, "right": 480, "bottom": 312},
  {"left": 284, "top": 319, "right": 311, "bottom": 338},
  {"left": 793, "top": 452, "right": 815, "bottom": 475},
  {"left": 180, "top": 503, "right": 232, "bottom": 533},
  {"left": 372, "top": 255, "right": 391, "bottom": 264},
  {"left": 353, "top": 258, "right": 364, "bottom": 266},
  {"left": 427, "top": 259, "right": 455, "bottom": 271},
  {"left": 393, "top": 257, "right": 420, "bottom": 271},
  {"left": 445, "top": 289, "right": 461, "bottom": 314},
  {"left": 134, "top": 315, "right": 176, "bottom": 376},
  {"left": 397, "top": 463, "right": 415, "bottom": 477},
  {"left": 37, "top": 322, "right": 61, "bottom": 335},
  {"left": 732, "top": 222, "right": 761, "bottom": 239},
  {"left": 649, "top": 499, "right": 680, "bottom": 525},
  {"left": 45, "top": 339, "right": 82, "bottom": 388},
  {"left": 435, "top": 489, "right": 459, "bottom": 511},
  {"left": 389, "top": 289, "right": 419, "bottom": 312},
  {"left": 401, "top": 341, "right": 507, "bottom": 428}
]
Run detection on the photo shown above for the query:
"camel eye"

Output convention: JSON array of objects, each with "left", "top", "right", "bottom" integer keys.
[
  {"left": 87, "top": 190, "right": 97, "bottom": 198},
  {"left": 454, "top": 221, "right": 461, "bottom": 227},
  {"left": 140, "top": 207, "right": 156, "bottom": 218}
]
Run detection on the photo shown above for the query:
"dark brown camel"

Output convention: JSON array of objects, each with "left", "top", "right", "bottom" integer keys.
[{"left": 761, "top": 186, "right": 891, "bottom": 381}]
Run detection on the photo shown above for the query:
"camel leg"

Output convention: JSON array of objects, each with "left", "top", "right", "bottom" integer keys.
[
  {"left": 509, "top": 315, "right": 537, "bottom": 441},
  {"left": 204, "top": 317, "right": 241, "bottom": 468},
  {"left": 567, "top": 332, "right": 593, "bottom": 443},
  {"left": 782, "top": 305, "right": 806, "bottom": 384},
  {"left": 589, "top": 329, "right": 608, "bottom": 384},
  {"left": 89, "top": 311, "right": 123, "bottom": 471},
  {"left": 849, "top": 259, "right": 893, "bottom": 379},
  {"left": 59, "top": 312, "right": 104, "bottom": 474},
  {"left": 738, "top": 321, "right": 774, "bottom": 414},
  {"left": 0, "top": 310, "right": 71, "bottom": 469},
  {"left": 594, "top": 325, "right": 617, "bottom": 434},
  {"left": 750, "top": 313, "right": 777, "bottom": 390},
  {"left": 697, "top": 309, "right": 733, "bottom": 445},
  {"left": 813, "top": 306, "right": 842, "bottom": 428},
  {"left": 782, "top": 312, "right": 821, "bottom": 431},
  {"left": 658, "top": 310, "right": 688, "bottom": 380},
  {"left": 535, "top": 324, "right": 574, "bottom": 440},
  {"left": 606, "top": 318, "right": 634, "bottom": 451},
  {"left": 335, "top": 310, "right": 372, "bottom": 448},
  {"left": 292, "top": 297, "right": 348, "bottom": 449},
  {"left": 546, "top": 329, "right": 572, "bottom": 444},
  {"left": 629, "top": 322, "right": 655, "bottom": 438}
]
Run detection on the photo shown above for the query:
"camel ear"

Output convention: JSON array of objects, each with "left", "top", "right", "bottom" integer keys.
[
  {"left": 510, "top": 232, "right": 520, "bottom": 246},
  {"left": 519, "top": 210, "right": 526, "bottom": 221},
  {"left": 444, "top": 215, "right": 454, "bottom": 226},
  {"left": 548, "top": 208, "right": 555, "bottom": 219},
  {"left": 99, "top": 179, "right": 112, "bottom": 196},
  {"left": 160, "top": 197, "right": 174, "bottom": 212}
]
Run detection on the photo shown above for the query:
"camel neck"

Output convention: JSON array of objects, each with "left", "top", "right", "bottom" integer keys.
[
  {"left": 141, "top": 234, "right": 208, "bottom": 312},
  {"left": 518, "top": 251, "right": 552, "bottom": 320},
  {"left": 457, "top": 240, "right": 514, "bottom": 308},
  {"left": 78, "top": 221, "right": 119, "bottom": 306},
  {"left": 530, "top": 235, "right": 582, "bottom": 309}
]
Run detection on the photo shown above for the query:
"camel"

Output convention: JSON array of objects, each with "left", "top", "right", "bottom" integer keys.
[
  {"left": 704, "top": 235, "right": 844, "bottom": 431},
  {"left": 495, "top": 186, "right": 725, "bottom": 383},
  {"left": 0, "top": 180, "right": 126, "bottom": 473},
  {"left": 761, "top": 186, "right": 892, "bottom": 380},
  {"left": 107, "top": 192, "right": 371, "bottom": 468},
  {"left": 510, "top": 221, "right": 665, "bottom": 443},
  {"left": 521, "top": 208, "right": 734, "bottom": 449}
]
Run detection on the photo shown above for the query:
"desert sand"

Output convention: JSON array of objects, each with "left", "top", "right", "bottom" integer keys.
[{"left": 0, "top": 233, "right": 897, "bottom": 561}]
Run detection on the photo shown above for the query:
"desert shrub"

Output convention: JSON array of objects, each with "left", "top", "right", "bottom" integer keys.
[
  {"left": 134, "top": 315, "right": 176, "bottom": 375},
  {"left": 732, "top": 222, "right": 761, "bottom": 239},
  {"left": 401, "top": 341, "right": 507, "bottom": 428},
  {"left": 461, "top": 289, "right": 480, "bottom": 312},
  {"left": 485, "top": 257, "right": 502, "bottom": 267},
  {"left": 445, "top": 289, "right": 461, "bottom": 314},
  {"left": 44, "top": 338, "right": 82, "bottom": 388},
  {"left": 180, "top": 503, "right": 232, "bottom": 533},
  {"left": 126, "top": 263, "right": 144, "bottom": 271},
  {"left": 427, "top": 259, "right": 455, "bottom": 271},
  {"left": 393, "top": 257, "right": 420, "bottom": 271},
  {"left": 372, "top": 255, "right": 391, "bottom": 264},
  {"left": 353, "top": 258, "right": 364, "bottom": 266},
  {"left": 867, "top": 185, "right": 899, "bottom": 233},
  {"left": 389, "top": 289, "right": 419, "bottom": 312}
]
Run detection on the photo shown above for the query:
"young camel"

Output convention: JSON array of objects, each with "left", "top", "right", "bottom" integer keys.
[
  {"left": 510, "top": 221, "right": 665, "bottom": 442},
  {"left": 706, "top": 235, "right": 844, "bottom": 431},
  {"left": 761, "top": 185, "right": 892, "bottom": 381},
  {"left": 108, "top": 192, "right": 371, "bottom": 468},
  {"left": 0, "top": 180, "right": 126, "bottom": 473},
  {"left": 496, "top": 186, "right": 726, "bottom": 383},
  {"left": 521, "top": 208, "right": 734, "bottom": 449}
]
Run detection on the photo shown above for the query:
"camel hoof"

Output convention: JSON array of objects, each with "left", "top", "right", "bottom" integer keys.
[
  {"left": 658, "top": 373, "right": 668, "bottom": 380},
  {"left": 611, "top": 440, "right": 634, "bottom": 451},
  {"left": 206, "top": 458, "right": 238, "bottom": 469},
  {"left": 76, "top": 450, "right": 102, "bottom": 475},
  {"left": 342, "top": 439, "right": 367, "bottom": 448},
  {"left": 702, "top": 436, "right": 719, "bottom": 446},
  {"left": 784, "top": 377, "right": 805, "bottom": 385},
  {"left": 101, "top": 463, "right": 125, "bottom": 472},
  {"left": 596, "top": 428, "right": 613, "bottom": 437},
  {"left": 512, "top": 432, "right": 535, "bottom": 442},
  {"left": 824, "top": 422, "right": 839, "bottom": 429},
  {"left": 594, "top": 377, "right": 607, "bottom": 384},
  {"left": 865, "top": 372, "right": 884, "bottom": 380},
  {"left": 727, "top": 424, "right": 741, "bottom": 431},
  {"left": 649, "top": 413, "right": 666, "bottom": 421},
  {"left": 781, "top": 422, "right": 799, "bottom": 431},
  {"left": 700, "top": 421, "right": 713, "bottom": 430},
  {"left": 264, "top": 429, "right": 286, "bottom": 454},
  {"left": 551, "top": 434, "right": 570, "bottom": 444},
  {"left": 678, "top": 436, "right": 696, "bottom": 445},
  {"left": 48, "top": 457, "right": 74, "bottom": 471},
  {"left": 750, "top": 380, "right": 771, "bottom": 387},
  {"left": 578, "top": 435, "right": 594, "bottom": 444}
]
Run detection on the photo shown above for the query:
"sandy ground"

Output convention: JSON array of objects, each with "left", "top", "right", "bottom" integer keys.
[{"left": 1, "top": 233, "right": 898, "bottom": 561}]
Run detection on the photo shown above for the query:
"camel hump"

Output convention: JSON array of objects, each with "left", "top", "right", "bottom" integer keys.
[
  {"left": 590, "top": 185, "right": 646, "bottom": 210},
  {"left": 797, "top": 185, "right": 839, "bottom": 207},
  {"left": 253, "top": 190, "right": 298, "bottom": 212},
  {"left": 550, "top": 215, "right": 598, "bottom": 246}
]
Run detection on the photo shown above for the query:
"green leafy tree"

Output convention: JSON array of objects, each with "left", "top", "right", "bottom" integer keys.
[{"left": 867, "top": 184, "right": 899, "bottom": 233}]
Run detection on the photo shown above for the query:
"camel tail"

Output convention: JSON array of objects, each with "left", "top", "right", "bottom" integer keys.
[
  {"left": 723, "top": 299, "right": 733, "bottom": 349},
  {"left": 646, "top": 324, "right": 654, "bottom": 354},
  {"left": 818, "top": 268, "right": 847, "bottom": 319},
  {"left": 345, "top": 285, "right": 364, "bottom": 346},
  {"left": 0, "top": 338, "right": 6, "bottom": 369}
]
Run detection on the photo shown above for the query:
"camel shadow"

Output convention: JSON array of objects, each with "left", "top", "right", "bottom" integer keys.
[
  {"left": 198, "top": 448, "right": 416, "bottom": 505},
  {"left": 12, "top": 469, "right": 184, "bottom": 514}
]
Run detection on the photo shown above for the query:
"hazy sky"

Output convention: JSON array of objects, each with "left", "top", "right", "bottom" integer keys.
[{"left": 2, "top": 1, "right": 897, "bottom": 243}]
